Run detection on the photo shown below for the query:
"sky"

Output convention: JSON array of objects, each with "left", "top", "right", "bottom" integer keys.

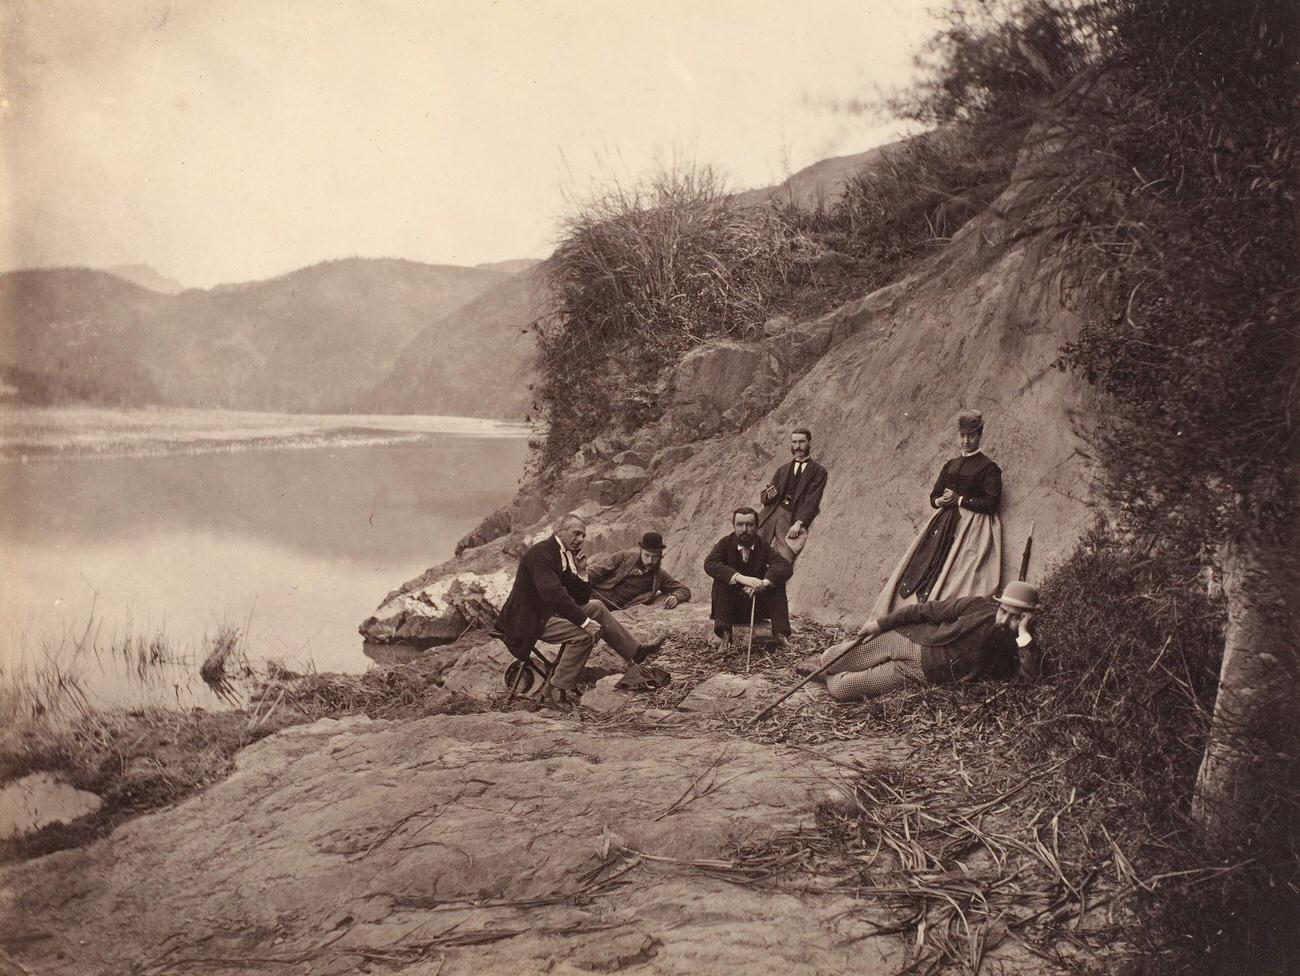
[{"left": 1, "top": 0, "right": 937, "bottom": 288}]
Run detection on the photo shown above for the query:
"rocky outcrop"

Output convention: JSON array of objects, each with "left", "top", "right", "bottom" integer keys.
[
  {"left": 359, "top": 569, "right": 513, "bottom": 645},
  {"left": 0, "top": 711, "right": 914, "bottom": 976},
  {"left": 454, "top": 505, "right": 512, "bottom": 556}
]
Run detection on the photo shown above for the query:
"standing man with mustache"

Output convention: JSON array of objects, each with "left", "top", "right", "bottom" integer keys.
[{"left": 757, "top": 426, "right": 829, "bottom": 565}]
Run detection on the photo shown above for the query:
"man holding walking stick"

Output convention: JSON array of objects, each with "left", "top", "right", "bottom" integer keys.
[
  {"left": 704, "top": 507, "right": 793, "bottom": 653},
  {"left": 751, "top": 582, "right": 1043, "bottom": 722}
]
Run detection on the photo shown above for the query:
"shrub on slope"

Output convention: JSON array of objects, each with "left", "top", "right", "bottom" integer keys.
[{"left": 536, "top": 166, "right": 802, "bottom": 470}]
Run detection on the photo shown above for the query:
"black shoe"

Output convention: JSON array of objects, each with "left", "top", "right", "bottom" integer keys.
[{"left": 633, "top": 632, "right": 667, "bottom": 664}]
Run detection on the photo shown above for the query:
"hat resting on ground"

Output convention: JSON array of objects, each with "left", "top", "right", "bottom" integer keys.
[
  {"left": 639, "top": 531, "right": 667, "bottom": 553},
  {"left": 956, "top": 410, "right": 984, "bottom": 434},
  {"left": 996, "top": 580, "right": 1039, "bottom": 611}
]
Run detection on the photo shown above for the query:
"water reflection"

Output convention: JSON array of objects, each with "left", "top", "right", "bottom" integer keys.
[{"left": 0, "top": 434, "right": 529, "bottom": 705}]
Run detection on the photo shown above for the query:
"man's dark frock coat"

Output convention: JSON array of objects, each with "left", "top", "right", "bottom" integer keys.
[
  {"left": 496, "top": 536, "right": 592, "bottom": 656},
  {"left": 703, "top": 532, "right": 794, "bottom": 636}
]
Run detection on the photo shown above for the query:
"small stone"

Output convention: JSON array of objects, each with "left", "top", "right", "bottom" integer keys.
[
  {"left": 648, "top": 487, "right": 675, "bottom": 517},
  {"left": 677, "top": 673, "right": 776, "bottom": 716},
  {"left": 763, "top": 314, "right": 793, "bottom": 336},
  {"left": 508, "top": 493, "right": 548, "bottom": 531},
  {"left": 455, "top": 507, "right": 511, "bottom": 556},
  {"left": 649, "top": 444, "right": 694, "bottom": 472},
  {"left": 580, "top": 675, "right": 630, "bottom": 714},
  {"left": 612, "top": 449, "right": 649, "bottom": 468}
]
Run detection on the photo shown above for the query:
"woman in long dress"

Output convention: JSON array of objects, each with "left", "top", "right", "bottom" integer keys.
[{"left": 871, "top": 410, "right": 1003, "bottom": 618}]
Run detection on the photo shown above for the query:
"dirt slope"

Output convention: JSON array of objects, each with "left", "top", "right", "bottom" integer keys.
[{"left": 640, "top": 220, "right": 1098, "bottom": 622}]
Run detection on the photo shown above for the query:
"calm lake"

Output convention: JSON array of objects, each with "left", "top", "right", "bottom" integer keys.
[{"left": 0, "top": 409, "right": 531, "bottom": 709}]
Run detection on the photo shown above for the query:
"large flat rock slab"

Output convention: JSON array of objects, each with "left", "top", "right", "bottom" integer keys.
[{"left": 0, "top": 712, "right": 908, "bottom": 975}]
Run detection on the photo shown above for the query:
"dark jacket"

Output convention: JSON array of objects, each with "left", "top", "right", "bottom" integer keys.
[
  {"left": 878, "top": 595, "right": 1031, "bottom": 683},
  {"left": 704, "top": 532, "right": 794, "bottom": 634},
  {"left": 587, "top": 548, "right": 691, "bottom": 608},
  {"left": 495, "top": 536, "right": 592, "bottom": 654},
  {"left": 928, "top": 452, "right": 1001, "bottom": 514},
  {"left": 760, "top": 458, "right": 829, "bottom": 528},
  {"left": 704, "top": 532, "right": 793, "bottom": 588}
]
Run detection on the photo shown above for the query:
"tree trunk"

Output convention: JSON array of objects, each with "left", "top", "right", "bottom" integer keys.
[{"left": 1192, "top": 518, "right": 1300, "bottom": 847}]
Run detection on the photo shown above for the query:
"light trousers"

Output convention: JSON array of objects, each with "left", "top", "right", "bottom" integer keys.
[
  {"left": 541, "top": 599, "right": 641, "bottom": 690},
  {"left": 819, "top": 630, "right": 928, "bottom": 702}
]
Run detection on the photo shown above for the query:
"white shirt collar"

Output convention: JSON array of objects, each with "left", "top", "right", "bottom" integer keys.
[{"left": 554, "top": 535, "right": 576, "bottom": 571}]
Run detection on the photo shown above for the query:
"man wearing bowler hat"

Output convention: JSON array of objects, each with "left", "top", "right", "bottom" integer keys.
[
  {"left": 797, "top": 581, "right": 1044, "bottom": 702},
  {"left": 587, "top": 531, "right": 692, "bottom": 612}
]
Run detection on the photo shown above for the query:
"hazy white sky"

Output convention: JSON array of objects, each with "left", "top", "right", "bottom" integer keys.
[{"left": 2, "top": 0, "right": 936, "bottom": 287}]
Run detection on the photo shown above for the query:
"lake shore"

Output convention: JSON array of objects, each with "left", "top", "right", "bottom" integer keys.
[{"left": 0, "top": 404, "right": 530, "bottom": 461}]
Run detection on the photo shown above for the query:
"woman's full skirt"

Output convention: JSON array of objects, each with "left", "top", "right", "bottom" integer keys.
[{"left": 870, "top": 507, "right": 1002, "bottom": 618}]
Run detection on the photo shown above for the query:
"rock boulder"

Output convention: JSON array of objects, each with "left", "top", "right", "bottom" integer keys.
[{"left": 0, "top": 712, "right": 911, "bottom": 976}]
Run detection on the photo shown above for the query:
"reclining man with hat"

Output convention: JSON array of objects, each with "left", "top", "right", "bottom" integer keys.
[
  {"left": 799, "top": 581, "right": 1043, "bottom": 702},
  {"left": 587, "top": 531, "right": 691, "bottom": 612}
]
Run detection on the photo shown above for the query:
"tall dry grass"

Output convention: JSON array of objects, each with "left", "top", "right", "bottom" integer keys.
[
  {"left": 536, "top": 165, "right": 810, "bottom": 469},
  {"left": 535, "top": 140, "right": 1019, "bottom": 472}
]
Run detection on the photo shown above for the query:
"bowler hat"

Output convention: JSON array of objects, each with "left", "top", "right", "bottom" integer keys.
[
  {"left": 996, "top": 580, "right": 1039, "bottom": 611},
  {"left": 639, "top": 531, "right": 667, "bottom": 553}
]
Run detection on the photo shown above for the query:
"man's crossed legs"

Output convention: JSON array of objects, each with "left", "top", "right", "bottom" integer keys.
[
  {"left": 540, "top": 599, "right": 663, "bottom": 692},
  {"left": 816, "top": 630, "right": 928, "bottom": 702}
]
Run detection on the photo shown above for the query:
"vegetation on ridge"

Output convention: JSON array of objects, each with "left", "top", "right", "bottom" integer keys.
[
  {"left": 887, "top": 0, "right": 1298, "bottom": 971},
  {"left": 535, "top": 130, "right": 1020, "bottom": 472}
]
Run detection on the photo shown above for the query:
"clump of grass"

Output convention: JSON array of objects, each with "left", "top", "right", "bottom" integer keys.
[
  {"left": 257, "top": 664, "right": 487, "bottom": 720},
  {"left": 537, "top": 164, "right": 809, "bottom": 470},
  {"left": 199, "top": 624, "right": 255, "bottom": 705}
]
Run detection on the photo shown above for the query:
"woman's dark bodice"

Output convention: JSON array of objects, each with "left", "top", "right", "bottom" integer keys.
[{"left": 928, "top": 452, "right": 1002, "bottom": 515}]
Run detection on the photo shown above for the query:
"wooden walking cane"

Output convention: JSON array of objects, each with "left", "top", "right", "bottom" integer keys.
[
  {"left": 748, "top": 632, "right": 868, "bottom": 725},
  {"left": 745, "top": 590, "right": 757, "bottom": 673}
]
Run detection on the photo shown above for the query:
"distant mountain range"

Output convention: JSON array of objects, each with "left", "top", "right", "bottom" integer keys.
[
  {"left": 0, "top": 258, "right": 531, "bottom": 416},
  {"left": 355, "top": 265, "right": 544, "bottom": 419},
  {"left": 103, "top": 264, "right": 188, "bottom": 294},
  {"left": 0, "top": 146, "right": 885, "bottom": 418}
]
